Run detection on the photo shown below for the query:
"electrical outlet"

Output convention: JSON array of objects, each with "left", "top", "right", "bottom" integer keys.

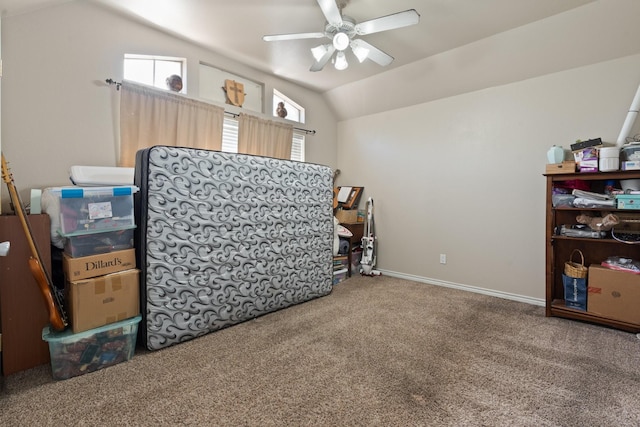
[{"left": 440, "top": 254, "right": 446, "bottom": 264}]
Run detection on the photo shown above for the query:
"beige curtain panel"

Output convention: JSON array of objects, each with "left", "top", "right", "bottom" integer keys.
[
  {"left": 238, "top": 113, "right": 293, "bottom": 160},
  {"left": 119, "top": 81, "right": 224, "bottom": 167}
]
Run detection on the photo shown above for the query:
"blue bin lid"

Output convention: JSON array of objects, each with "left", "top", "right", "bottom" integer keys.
[{"left": 49, "top": 185, "right": 139, "bottom": 198}]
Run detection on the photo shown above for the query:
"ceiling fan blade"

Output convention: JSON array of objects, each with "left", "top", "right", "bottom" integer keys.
[
  {"left": 350, "top": 39, "right": 393, "bottom": 66},
  {"left": 310, "top": 45, "right": 336, "bottom": 72},
  {"left": 263, "top": 32, "right": 326, "bottom": 42},
  {"left": 355, "top": 9, "right": 420, "bottom": 35},
  {"left": 316, "top": 0, "right": 343, "bottom": 26}
]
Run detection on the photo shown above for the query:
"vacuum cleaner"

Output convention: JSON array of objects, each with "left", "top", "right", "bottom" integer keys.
[{"left": 360, "top": 197, "right": 381, "bottom": 276}]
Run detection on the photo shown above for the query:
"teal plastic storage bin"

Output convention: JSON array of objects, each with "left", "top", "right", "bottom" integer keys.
[{"left": 42, "top": 315, "right": 141, "bottom": 380}]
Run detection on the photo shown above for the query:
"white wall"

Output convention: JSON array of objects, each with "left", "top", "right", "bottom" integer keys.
[
  {"left": 3, "top": 0, "right": 640, "bottom": 304},
  {"left": 332, "top": 0, "right": 640, "bottom": 303},
  {"left": 0, "top": 1, "right": 337, "bottom": 211},
  {"left": 338, "top": 54, "right": 640, "bottom": 301}
]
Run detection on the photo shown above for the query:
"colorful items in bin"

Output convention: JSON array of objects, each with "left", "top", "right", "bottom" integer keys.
[
  {"left": 64, "top": 226, "right": 135, "bottom": 257},
  {"left": 333, "top": 268, "right": 348, "bottom": 285},
  {"left": 47, "top": 186, "right": 138, "bottom": 235},
  {"left": 601, "top": 256, "right": 640, "bottom": 274},
  {"left": 42, "top": 315, "right": 141, "bottom": 380}
]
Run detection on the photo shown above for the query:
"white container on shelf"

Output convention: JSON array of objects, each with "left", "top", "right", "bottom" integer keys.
[
  {"left": 599, "top": 147, "right": 620, "bottom": 172},
  {"left": 547, "top": 145, "right": 564, "bottom": 164}
]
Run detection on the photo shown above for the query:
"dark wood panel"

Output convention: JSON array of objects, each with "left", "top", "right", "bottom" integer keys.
[
  {"left": 342, "top": 222, "right": 364, "bottom": 277},
  {"left": 0, "top": 214, "right": 52, "bottom": 375}
]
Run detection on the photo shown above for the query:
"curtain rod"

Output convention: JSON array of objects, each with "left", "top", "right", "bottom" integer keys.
[{"left": 106, "top": 78, "right": 316, "bottom": 135}]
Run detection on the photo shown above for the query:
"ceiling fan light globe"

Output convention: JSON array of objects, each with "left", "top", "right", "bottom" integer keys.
[
  {"left": 352, "top": 44, "right": 370, "bottom": 63},
  {"left": 332, "top": 32, "right": 350, "bottom": 51},
  {"left": 311, "top": 44, "right": 329, "bottom": 62},
  {"left": 335, "top": 51, "right": 348, "bottom": 70}
]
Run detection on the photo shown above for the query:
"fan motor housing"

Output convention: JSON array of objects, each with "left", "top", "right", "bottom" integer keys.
[{"left": 325, "top": 15, "right": 356, "bottom": 38}]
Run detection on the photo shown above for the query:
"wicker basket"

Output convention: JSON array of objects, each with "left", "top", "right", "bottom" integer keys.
[{"left": 564, "top": 249, "right": 588, "bottom": 278}]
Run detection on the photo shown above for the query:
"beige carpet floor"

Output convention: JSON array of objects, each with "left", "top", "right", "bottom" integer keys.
[{"left": 1, "top": 274, "right": 639, "bottom": 426}]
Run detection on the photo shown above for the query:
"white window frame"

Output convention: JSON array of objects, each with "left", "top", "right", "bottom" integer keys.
[
  {"left": 124, "top": 54, "right": 186, "bottom": 92},
  {"left": 222, "top": 117, "right": 305, "bottom": 162},
  {"left": 273, "top": 89, "right": 305, "bottom": 124}
]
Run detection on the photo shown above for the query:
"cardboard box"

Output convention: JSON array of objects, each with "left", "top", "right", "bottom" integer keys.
[
  {"left": 545, "top": 161, "right": 576, "bottom": 174},
  {"left": 67, "top": 269, "right": 140, "bottom": 333},
  {"left": 63, "top": 248, "right": 136, "bottom": 281},
  {"left": 587, "top": 265, "right": 640, "bottom": 325}
]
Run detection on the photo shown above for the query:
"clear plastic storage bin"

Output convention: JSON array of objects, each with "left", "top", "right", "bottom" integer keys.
[
  {"left": 42, "top": 315, "right": 141, "bottom": 380},
  {"left": 63, "top": 226, "right": 135, "bottom": 257},
  {"left": 48, "top": 186, "right": 138, "bottom": 236}
]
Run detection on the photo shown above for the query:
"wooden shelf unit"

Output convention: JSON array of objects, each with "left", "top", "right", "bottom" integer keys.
[{"left": 545, "top": 170, "right": 640, "bottom": 332}]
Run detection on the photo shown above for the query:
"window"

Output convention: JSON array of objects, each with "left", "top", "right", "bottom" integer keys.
[
  {"left": 291, "top": 132, "right": 306, "bottom": 162},
  {"left": 124, "top": 54, "right": 185, "bottom": 92},
  {"left": 273, "top": 89, "right": 305, "bottom": 124},
  {"left": 221, "top": 117, "right": 305, "bottom": 162}
]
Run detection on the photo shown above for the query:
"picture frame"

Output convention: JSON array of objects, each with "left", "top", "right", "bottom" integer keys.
[{"left": 336, "top": 186, "right": 363, "bottom": 210}]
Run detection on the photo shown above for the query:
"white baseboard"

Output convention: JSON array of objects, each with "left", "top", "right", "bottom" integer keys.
[{"left": 377, "top": 269, "right": 545, "bottom": 307}]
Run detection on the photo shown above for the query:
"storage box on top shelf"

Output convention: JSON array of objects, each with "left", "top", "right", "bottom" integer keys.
[
  {"left": 545, "top": 161, "right": 576, "bottom": 174},
  {"left": 63, "top": 248, "right": 136, "bottom": 281},
  {"left": 48, "top": 186, "right": 138, "bottom": 236},
  {"left": 64, "top": 226, "right": 135, "bottom": 257},
  {"left": 42, "top": 315, "right": 141, "bottom": 380},
  {"left": 622, "top": 161, "right": 640, "bottom": 171},
  {"left": 587, "top": 265, "right": 640, "bottom": 325},
  {"left": 66, "top": 268, "right": 140, "bottom": 333}
]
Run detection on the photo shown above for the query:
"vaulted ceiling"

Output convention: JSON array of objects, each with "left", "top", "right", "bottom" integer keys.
[{"left": 2, "top": 0, "right": 596, "bottom": 94}]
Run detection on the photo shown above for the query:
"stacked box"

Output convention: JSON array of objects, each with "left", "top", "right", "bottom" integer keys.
[
  {"left": 66, "top": 268, "right": 140, "bottom": 333},
  {"left": 333, "top": 255, "right": 348, "bottom": 285},
  {"left": 43, "top": 186, "right": 141, "bottom": 379}
]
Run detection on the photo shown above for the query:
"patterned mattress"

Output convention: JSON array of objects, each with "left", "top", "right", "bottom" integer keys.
[{"left": 134, "top": 146, "right": 334, "bottom": 350}]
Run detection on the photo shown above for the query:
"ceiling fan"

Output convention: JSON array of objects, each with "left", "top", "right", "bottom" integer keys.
[{"left": 262, "top": 0, "right": 420, "bottom": 72}]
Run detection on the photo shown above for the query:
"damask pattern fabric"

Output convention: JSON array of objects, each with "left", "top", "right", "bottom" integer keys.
[{"left": 135, "top": 146, "right": 334, "bottom": 350}]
